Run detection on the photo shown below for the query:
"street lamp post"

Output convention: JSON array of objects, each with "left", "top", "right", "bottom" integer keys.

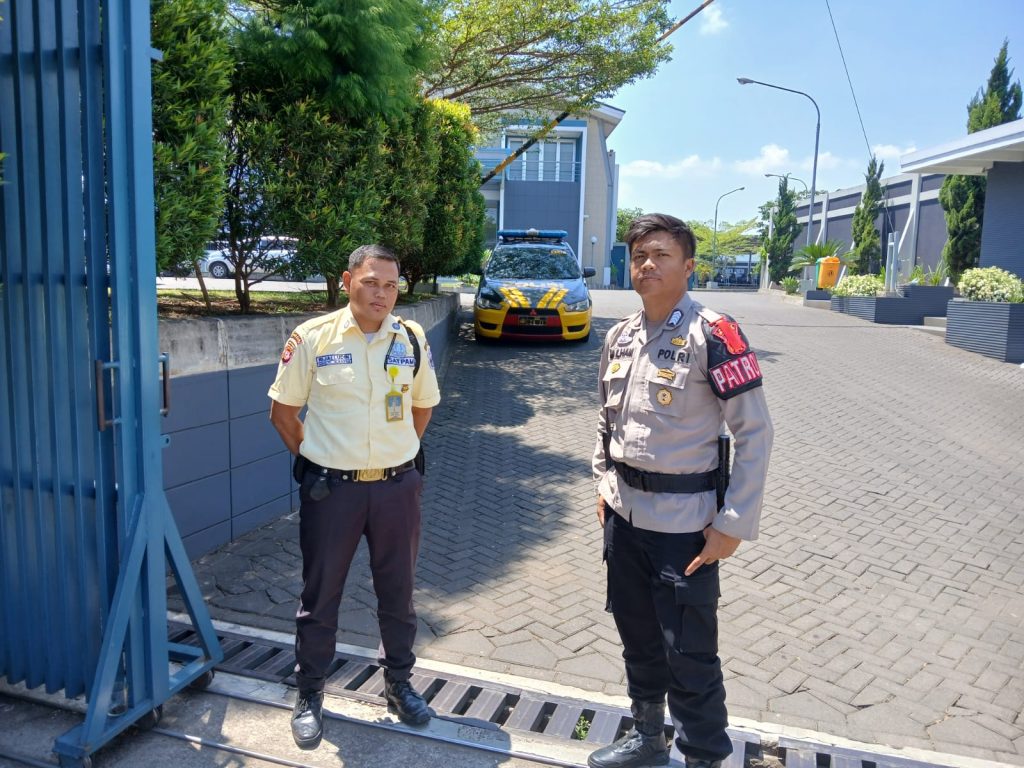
[
  {"left": 764, "top": 172, "right": 808, "bottom": 196},
  {"left": 713, "top": 186, "right": 745, "bottom": 284},
  {"left": 739, "top": 78, "right": 820, "bottom": 247}
]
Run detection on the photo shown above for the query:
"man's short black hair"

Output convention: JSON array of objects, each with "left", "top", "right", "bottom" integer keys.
[
  {"left": 348, "top": 244, "right": 400, "bottom": 273},
  {"left": 624, "top": 214, "right": 697, "bottom": 261}
]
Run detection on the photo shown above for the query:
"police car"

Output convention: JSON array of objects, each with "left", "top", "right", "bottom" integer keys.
[{"left": 474, "top": 229, "right": 595, "bottom": 342}]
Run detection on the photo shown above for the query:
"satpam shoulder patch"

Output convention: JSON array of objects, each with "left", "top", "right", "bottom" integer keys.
[{"left": 702, "top": 314, "right": 763, "bottom": 399}]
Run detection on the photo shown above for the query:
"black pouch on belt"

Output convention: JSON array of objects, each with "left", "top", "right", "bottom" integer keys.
[
  {"left": 292, "top": 453, "right": 309, "bottom": 485},
  {"left": 414, "top": 446, "right": 425, "bottom": 477}
]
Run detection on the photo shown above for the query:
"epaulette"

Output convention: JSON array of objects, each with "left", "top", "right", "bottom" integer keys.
[{"left": 698, "top": 310, "right": 763, "bottom": 400}]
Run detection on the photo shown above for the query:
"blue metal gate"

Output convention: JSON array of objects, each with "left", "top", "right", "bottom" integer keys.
[{"left": 0, "top": 2, "right": 222, "bottom": 765}]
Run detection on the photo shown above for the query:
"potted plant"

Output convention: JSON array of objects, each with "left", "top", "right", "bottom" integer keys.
[
  {"left": 901, "top": 263, "right": 955, "bottom": 316},
  {"left": 945, "top": 267, "right": 1024, "bottom": 363},
  {"left": 830, "top": 274, "right": 883, "bottom": 316}
]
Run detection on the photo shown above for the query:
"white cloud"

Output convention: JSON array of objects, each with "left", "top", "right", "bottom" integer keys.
[
  {"left": 871, "top": 143, "right": 917, "bottom": 162},
  {"left": 699, "top": 6, "right": 728, "bottom": 35},
  {"left": 798, "top": 151, "right": 843, "bottom": 172},
  {"left": 620, "top": 155, "right": 722, "bottom": 179},
  {"left": 733, "top": 144, "right": 791, "bottom": 175}
]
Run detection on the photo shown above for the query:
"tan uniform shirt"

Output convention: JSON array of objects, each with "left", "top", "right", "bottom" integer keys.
[
  {"left": 268, "top": 307, "right": 441, "bottom": 470},
  {"left": 592, "top": 294, "right": 773, "bottom": 539}
]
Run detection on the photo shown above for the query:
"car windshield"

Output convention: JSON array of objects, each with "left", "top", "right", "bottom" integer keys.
[{"left": 486, "top": 246, "right": 580, "bottom": 280}]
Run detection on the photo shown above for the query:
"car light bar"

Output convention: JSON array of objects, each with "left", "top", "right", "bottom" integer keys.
[{"left": 497, "top": 228, "right": 568, "bottom": 242}]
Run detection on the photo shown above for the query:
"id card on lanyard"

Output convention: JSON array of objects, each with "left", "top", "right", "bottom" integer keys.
[{"left": 384, "top": 333, "right": 405, "bottom": 422}]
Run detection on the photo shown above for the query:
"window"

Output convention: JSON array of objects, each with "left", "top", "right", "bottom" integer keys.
[{"left": 505, "top": 136, "right": 578, "bottom": 182}]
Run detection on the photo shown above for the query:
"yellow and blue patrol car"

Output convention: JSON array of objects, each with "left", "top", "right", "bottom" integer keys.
[{"left": 474, "top": 229, "right": 595, "bottom": 342}]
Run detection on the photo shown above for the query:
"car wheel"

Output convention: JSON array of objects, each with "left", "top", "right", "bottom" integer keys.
[{"left": 209, "top": 261, "right": 230, "bottom": 279}]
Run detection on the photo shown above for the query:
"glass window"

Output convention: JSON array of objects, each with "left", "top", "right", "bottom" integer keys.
[
  {"left": 485, "top": 246, "right": 581, "bottom": 280},
  {"left": 558, "top": 140, "right": 576, "bottom": 182},
  {"left": 542, "top": 142, "right": 557, "bottom": 181}
]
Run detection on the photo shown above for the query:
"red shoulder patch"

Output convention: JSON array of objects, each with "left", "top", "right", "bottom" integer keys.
[{"left": 710, "top": 318, "right": 747, "bottom": 355}]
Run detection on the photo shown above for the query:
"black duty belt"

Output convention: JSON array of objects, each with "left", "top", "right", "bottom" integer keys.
[
  {"left": 613, "top": 461, "right": 716, "bottom": 494},
  {"left": 306, "top": 458, "right": 417, "bottom": 483}
]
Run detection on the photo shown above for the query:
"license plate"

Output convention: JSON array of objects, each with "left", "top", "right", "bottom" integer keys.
[{"left": 518, "top": 316, "right": 547, "bottom": 326}]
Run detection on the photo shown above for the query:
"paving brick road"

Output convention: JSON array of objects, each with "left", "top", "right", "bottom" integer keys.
[{"left": 175, "top": 290, "right": 1024, "bottom": 764}]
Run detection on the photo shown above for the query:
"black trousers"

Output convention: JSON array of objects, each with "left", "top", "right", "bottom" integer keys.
[
  {"left": 604, "top": 511, "right": 732, "bottom": 762},
  {"left": 295, "top": 468, "right": 422, "bottom": 695}
]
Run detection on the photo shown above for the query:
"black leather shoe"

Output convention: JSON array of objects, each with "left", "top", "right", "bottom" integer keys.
[
  {"left": 587, "top": 729, "right": 669, "bottom": 768},
  {"left": 291, "top": 691, "right": 324, "bottom": 750},
  {"left": 384, "top": 679, "right": 431, "bottom": 725},
  {"left": 685, "top": 760, "right": 723, "bottom": 768}
]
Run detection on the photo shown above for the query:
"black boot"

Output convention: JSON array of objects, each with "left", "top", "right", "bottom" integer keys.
[
  {"left": 684, "top": 760, "right": 723, "bottom": 768},
  {"left": 587, "top": 701, "right": 669, "bottom": 768},
  {"left": 291, "top": 690, "right": 324, "bottom": 750},
  {"left": 384, "top": 678, "right": 431, "bottom": 726}
]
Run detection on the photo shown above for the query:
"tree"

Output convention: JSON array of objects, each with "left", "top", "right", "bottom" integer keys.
[
  {"left": 616, "top": 207, "right": 645, "bottom": 242},
  {"left": 788, "top": 240, "right": 849, "bottom": 273},
  {"left": 940, "top": 40, "right": 1022, "bottom": 281},
  {"left": 217, "top": 93, "right": 290, "bottom": 313},
  {"left": 234, "top": 0, "right": 432, "bottom": 120},
  {"left": 417, "top": 100, "right": 487, "bottom": 291},
  {"left": 423, "top": 0, "right": 672, "bottom": 122},
  {"left": 151, "top": 0, "right": 232, "bottom": 277},
  {"left": 849, "top": 156, "right": 884, "bottom": 275},
  {"left": 378, "top": 101, "right": 442, "bottom": 290},
  {"left": 274, "top": 102, "right": 386, "bottom": 307},
  {"left": 758, "top": 179, "right": 800, "bottom": 285}
]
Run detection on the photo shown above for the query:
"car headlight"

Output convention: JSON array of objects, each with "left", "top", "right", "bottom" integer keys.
[
  {"left": 563, "top": 298, "right": 590, "bottom": 312},
  {"left": 475, "top": 293, "right": 504, "bottom": 310}
]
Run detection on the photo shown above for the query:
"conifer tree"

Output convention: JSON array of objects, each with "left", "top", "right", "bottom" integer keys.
[{"left": 849, "top": 156, "right": 885, "bottom": 275}]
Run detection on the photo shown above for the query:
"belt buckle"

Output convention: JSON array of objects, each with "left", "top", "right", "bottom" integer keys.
[{"left": 355, "top": 467, "right": 385, "bottom": 482}]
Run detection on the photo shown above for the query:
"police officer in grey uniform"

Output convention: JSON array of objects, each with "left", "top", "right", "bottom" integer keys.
[
  {"left": 269, "top": 244, "right": 441, "bottom": 750},
  {"left": 589, "top": 214, "right": 773, "bottom": 768}
]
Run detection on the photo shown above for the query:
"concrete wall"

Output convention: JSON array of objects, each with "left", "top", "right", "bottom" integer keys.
[
  {"left": 159, "top": 294, "right": 460, "bottom": 558},
  {"left": 980, "top": 162, "right": 1024, "bottom": 279}
]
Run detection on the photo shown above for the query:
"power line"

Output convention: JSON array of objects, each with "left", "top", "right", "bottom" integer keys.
[{"left": 823, "top": 0, "right": 872, "bottom": 158}]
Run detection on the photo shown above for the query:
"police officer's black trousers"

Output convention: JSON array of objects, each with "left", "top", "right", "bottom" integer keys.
[
  {"left": 295, "top": 469, "right": 422, "bottom": 695},
  {"left": 604, "top": 512, "right": 732, "bottom": 762}
]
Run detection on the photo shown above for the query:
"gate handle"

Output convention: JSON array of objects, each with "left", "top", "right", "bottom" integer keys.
[
  {"left": 159, "top": 353, "right": 170, "bottom": 416},
  {"left": 95, "top": 360, "right": 120, "bottom": 431}
]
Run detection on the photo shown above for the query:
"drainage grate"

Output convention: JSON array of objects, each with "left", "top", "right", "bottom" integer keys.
[{"left": 168, "top": 622, "right": 953, "bottom": 768}]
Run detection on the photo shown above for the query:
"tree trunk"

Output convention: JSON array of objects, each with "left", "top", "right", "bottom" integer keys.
[
  {"left": 192, "top": 259, "right": 212, "bottom": 310},
  {"left": 326, "top": 275, "right": 340, "bottom": 307}
]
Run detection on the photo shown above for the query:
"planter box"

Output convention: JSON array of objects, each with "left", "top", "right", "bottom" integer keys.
[
  {"left": 945, "top": 299, "right": 1024, "bottom": 363},
  {"left": 829, "top": 285, "right": 957, "bottom": 325},
  {"left": 899, "top": 284, "right": 955, "bottom": 317},
  {"left": 805, "top": 289, "right": 832, "bottom": 300},
  {"left": 829, "top": 295, "right": 928, "bottom": 324}
]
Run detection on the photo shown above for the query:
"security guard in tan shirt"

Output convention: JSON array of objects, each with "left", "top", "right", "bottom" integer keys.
[
  {"left": 268, "top": 245, "right": 441, "bottom": 750},
  {"left": 588, "top": 215, "right": 773, "bottom": 768}
]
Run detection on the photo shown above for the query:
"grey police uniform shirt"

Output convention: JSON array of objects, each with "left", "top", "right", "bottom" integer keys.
[{"left": 592, "top": 293, "right": 774, "bottom": 540}]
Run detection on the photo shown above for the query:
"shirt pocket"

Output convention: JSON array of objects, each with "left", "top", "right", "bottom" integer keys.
[
  {"left": 315, "top": 364, "right": 356, "bottom": 388},
  {"left": 602, "top": 360, "right": 632, "bottom": 410},
  {"left": 646, "top": 365, "right": 689, "bottom": 418}
]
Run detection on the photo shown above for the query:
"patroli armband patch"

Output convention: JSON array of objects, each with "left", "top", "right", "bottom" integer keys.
[{"left": 703, "top": 315, "right": 763, "bottom": 399}]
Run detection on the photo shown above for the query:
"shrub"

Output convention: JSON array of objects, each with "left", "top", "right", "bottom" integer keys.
[
  {"left": 833, "top": 274, "right": 884, "bottom": 297},
  {"left": 958, "top": 267, "right": 1024, "bottom": 303},
  {"left": 781, "top": 276, "right": 799, "bottom": 295}
]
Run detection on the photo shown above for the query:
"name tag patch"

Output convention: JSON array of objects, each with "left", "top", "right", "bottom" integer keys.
[
  {"left": 709, "top": 352, "right": 762, "bottom": 394},
  {"left": 656, "top": 348, "right": 690, "bottom": 363},
  {"left": 386, "top": 355, "right": 417, "bottom": 367},
  {"left": 316, "top": 353, "right": 353, "bottom": 367}
]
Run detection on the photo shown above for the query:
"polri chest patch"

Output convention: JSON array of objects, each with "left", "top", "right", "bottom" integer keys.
[{"left": 316, "top": 353, "right": 353, "bottom": 367}]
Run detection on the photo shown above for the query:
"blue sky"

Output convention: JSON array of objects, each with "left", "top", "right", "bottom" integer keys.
[{"left": 608, "top": 0, "right": 1024, "bottom": 226}]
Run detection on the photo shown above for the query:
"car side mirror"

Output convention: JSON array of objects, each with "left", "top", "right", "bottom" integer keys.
[{"left": 582, "top": 267, "right": 596, "bottom": 278}]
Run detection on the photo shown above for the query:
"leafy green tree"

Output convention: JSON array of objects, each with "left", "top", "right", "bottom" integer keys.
[
  {"left": 758, "top": 179, "right": 799, "bottom": 284},
  {"left": 689, "top": 219, "right": 758, "bottom": 262},
  {"left": 151, "top": 0, "right": 232, "bottom": 276},
  {"left": 849, "top": 156, "right": 884, "bottom": 275},
  {"left": 418, "top": 100, "right": 487, "bottom": 291},
  {"left": 616, "top": 206, "right": 645, "bottom": 242},
  {"left": 274, "top": 102, "right": 386, "bottom": 307},
  {"left": 423, "top": 0, "right": 672, "bottom": 122},
  {"left": 940, "top": 40, "right": 1022, "bottom": 281},
  {"left": 234, "top": 0, "right": 432, "bottom": 120},
  {"left": 217, "top": 93, "right": 290, "bottom": 313},
  {"left": 378, "top": 100, "right": 441, "bottom": 290}
]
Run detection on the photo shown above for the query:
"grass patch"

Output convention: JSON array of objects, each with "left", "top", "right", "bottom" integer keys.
[{"left": 157, "top": 289, "right": 435, "bottom": 318}]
